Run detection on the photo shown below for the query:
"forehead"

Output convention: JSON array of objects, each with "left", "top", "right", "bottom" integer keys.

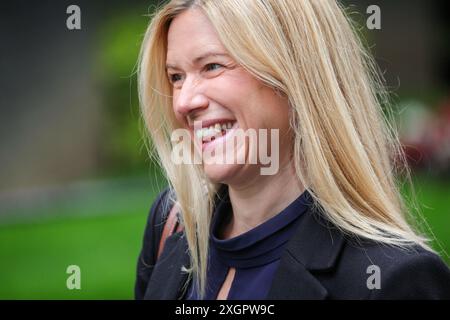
[{"left": 166, "top": 8, "right": 226, "bottom": 63}]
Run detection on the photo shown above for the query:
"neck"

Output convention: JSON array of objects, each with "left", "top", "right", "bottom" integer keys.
[{"left": 224, "top": 160, "right": 304, "bottom": 239}]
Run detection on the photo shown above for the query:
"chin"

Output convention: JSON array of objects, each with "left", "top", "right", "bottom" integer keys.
[{"left": 203, "top": 163, "right": 242, "bottom": 184}]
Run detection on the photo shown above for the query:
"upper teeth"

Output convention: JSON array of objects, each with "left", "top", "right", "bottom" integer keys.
[{"left": 195, "top": 122, "right": 234, "bottom": 140}]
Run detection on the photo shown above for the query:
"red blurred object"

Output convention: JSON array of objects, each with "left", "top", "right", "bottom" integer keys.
[{"left": 400, "top": 96, "right": 450, "bottom": 174}]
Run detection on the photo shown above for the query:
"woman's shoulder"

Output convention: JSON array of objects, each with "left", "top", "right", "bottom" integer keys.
[
  {"left": 337, "top": 236, "right": 450, "bottom": 299},
  {"left": 286, "top": 206, "right": 450, "bottom": 299},
  {"left": 138, "top": 188, "right": 175, "bottom": 266},
  {"left": 135, "top": 187, "right": 174, "bottom": 299},
  {"left": 147, "top": 188, "right": 173, "bottom": 225}
]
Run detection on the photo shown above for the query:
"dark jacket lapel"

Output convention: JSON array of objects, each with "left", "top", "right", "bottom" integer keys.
[{"left": 267, "top": 205, "right": 346, "bottom": 299}]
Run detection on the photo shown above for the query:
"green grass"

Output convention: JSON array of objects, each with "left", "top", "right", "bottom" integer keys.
[
  {"left": 0, "top": 213, "right": 148, "bottom": 299},
  {"left": 0, "top": 175, "right": 164, "bottom": 299},
  {"left": 0, "top": 175, "right": 448, "bottom": 299},
  {"left": 408, "top": 175, "right": 450, "bottom": 259}
]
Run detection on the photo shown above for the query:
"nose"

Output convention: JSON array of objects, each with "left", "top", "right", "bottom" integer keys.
[{"left": 173, "top": 75, "right": 209, "bottom": 118}]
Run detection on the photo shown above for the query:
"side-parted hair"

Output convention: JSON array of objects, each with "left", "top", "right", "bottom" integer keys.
[{"left": 138, "top": 0, "right": 434, "bottom": 298}]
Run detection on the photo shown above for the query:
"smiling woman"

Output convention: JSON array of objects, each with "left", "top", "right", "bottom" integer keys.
[
  {"left": 165, "top": 9, "right": 292, "bottom": 184},
  {"left": 135, "top": 0, "right": 450, "bottom": 300}
]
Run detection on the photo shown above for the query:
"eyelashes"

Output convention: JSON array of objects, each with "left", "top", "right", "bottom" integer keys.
[
  {"left": 169, "top": 73, "right": 183, "bottom": 83},
  {"left": 204, "top": 63, "right": 223, "bottom": 72}
]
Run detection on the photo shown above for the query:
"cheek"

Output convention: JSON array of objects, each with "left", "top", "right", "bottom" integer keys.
[
  {"left": 212, "top": 70, "right": 260, "bottom": 106},
  {"left": 172, "top": 92, "right": 179, "bottom": 111},
  {"left": 226, "top": 75, "right": 290, "bottom": 128},
  {"left": 270, "top": 102, "right": 290, "bottom": 129},
  {"left": 171, "top": 93, "right": 183, "bottom": 122},
  {"left": 249, "top": 91, "right": 291, "bottom": 130}
]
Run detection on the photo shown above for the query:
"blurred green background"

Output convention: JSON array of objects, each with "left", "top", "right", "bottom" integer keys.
[{"left": 0, "top": 0, "right": 449, "bottom": 299}]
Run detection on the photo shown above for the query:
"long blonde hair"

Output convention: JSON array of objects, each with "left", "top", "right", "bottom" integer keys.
[{"left": 138, "top": 0, "right": 433, "bottom": 298}]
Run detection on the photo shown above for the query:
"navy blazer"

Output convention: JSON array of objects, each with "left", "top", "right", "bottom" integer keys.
[{"left": 135, "top": 188, "right": 450, "bottom": 300}]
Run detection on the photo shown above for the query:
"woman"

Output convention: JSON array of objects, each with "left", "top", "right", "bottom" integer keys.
[{"left": 135, "top": 0, "right": 450, "bottom": 299}]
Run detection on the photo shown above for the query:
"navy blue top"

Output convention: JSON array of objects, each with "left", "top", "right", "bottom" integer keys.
[{"left": 186, "top": 187, "right": 312, "bottom": 300}]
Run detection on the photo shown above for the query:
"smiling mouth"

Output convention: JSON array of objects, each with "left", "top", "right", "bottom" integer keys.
[{"left": 193, "top": 120, "right": 238, "bottom": 148}]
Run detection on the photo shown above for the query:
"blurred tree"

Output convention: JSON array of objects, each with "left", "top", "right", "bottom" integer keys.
[{"left": 95, "top": 10, "right": 154, "bottom": 176}]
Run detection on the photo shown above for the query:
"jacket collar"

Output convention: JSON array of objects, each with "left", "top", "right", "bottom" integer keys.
[
  {"left": 145, "top": 195, "right": 346, "bottom": 300},
  {"left": 267, "top": 204, "right": 346, "bottom": 299}
]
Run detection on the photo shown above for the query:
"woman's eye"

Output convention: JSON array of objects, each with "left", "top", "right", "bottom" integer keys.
[
  {"left": 205, "top": 63, "right": 223, "bottom": 72},
  {"left": 169, "top": 74, "right": 182, "bottom": 83}
]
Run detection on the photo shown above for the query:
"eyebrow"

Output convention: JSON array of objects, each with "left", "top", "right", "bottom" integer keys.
[{"left": 165, "top": 52, "right": 229, "bottom": 70}]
